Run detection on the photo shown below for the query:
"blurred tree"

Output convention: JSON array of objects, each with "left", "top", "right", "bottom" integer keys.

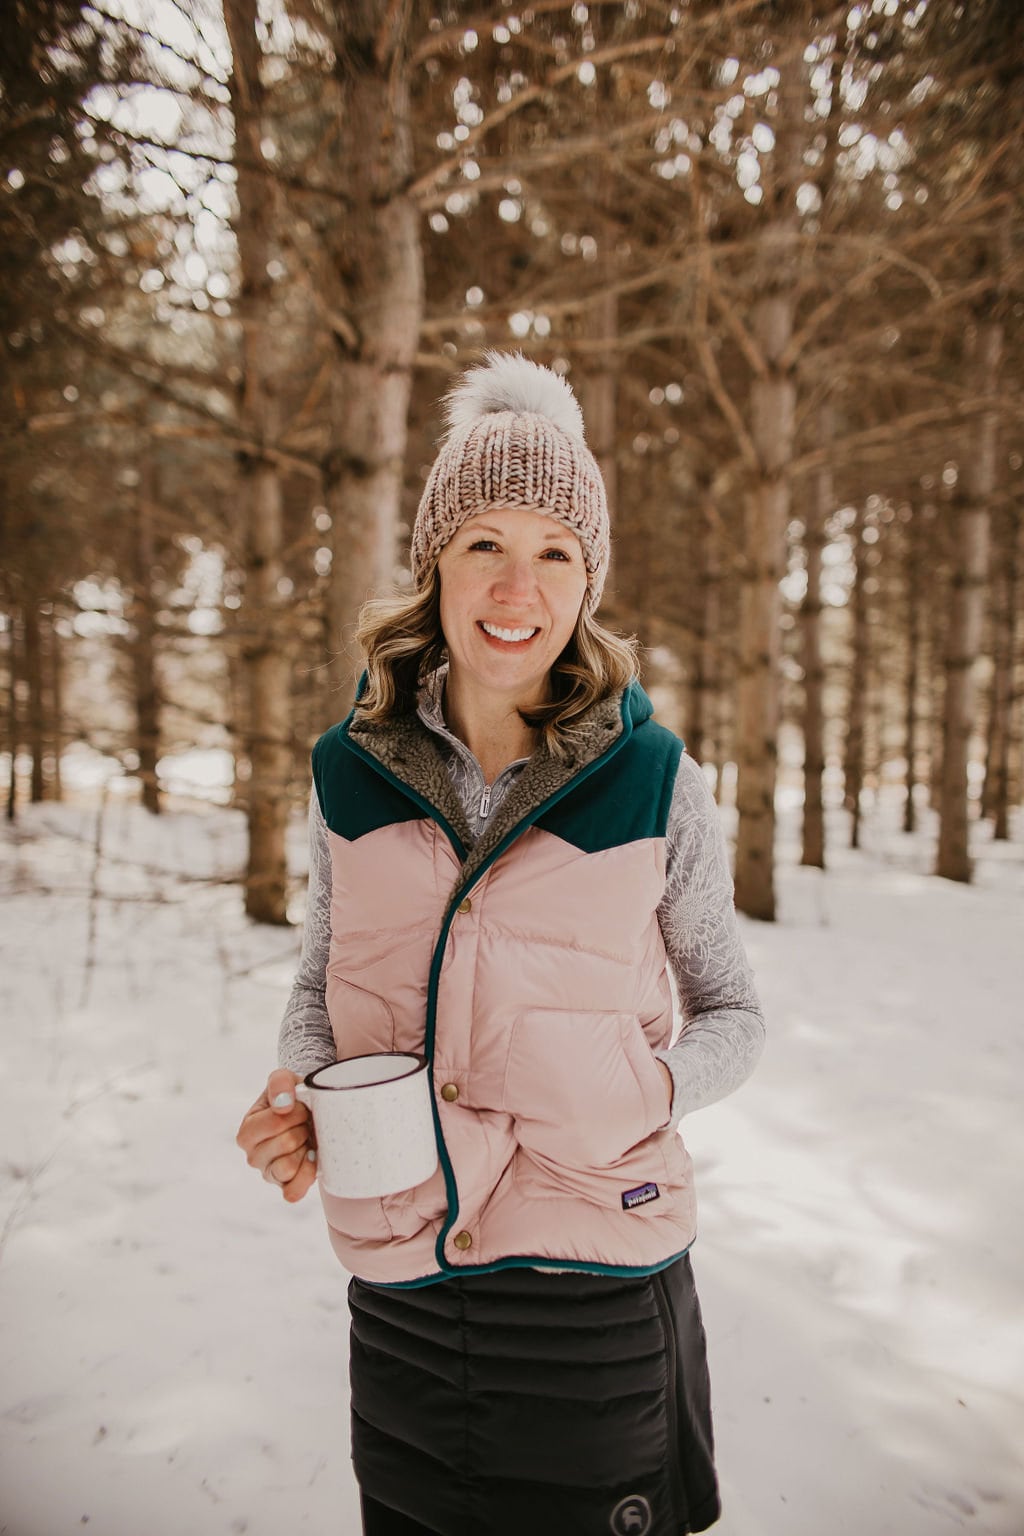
[
  {"left": 922, "top": 0, "right": 1022, "bottom": 880},
  {"left": 3, "top": 0, "right": 1021, "bottom": 910},
  {"left": 223, "top": 0, "right": 294, "bottom": 923},
  {"left": 800, "top": 403, "right": 831, "bottom": 868},
  {"left": 900, "top": 499, "right": 925, "bottom": 835},
  {"left": 981, "top": 491, "right": 1020, "bottom": 841},
  {"left": 1, "top": 0, "right": 237, "bottom": 814},
  {"left": 318, "top": 0, "right": 426, "bottom": 697},
  {"left": 842, "top": 503, "right": 869, "bottom": 848},
  {"left": 0, "top": 0, "right": 124, "bottom": 805},
  {"left": 128, "top": 456, "right": 162, "bottom": 814}
]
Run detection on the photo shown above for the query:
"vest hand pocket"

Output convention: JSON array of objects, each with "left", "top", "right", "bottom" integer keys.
[
  {"left": 323, "top": 974, "right": 397, "bottom": 1054},
  {"left": 502, "top": 1008, "right": 665, "bottom": 1169}
]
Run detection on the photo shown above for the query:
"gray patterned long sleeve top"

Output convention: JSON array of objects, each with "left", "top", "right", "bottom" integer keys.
[{"left": 279, "top": 689, "right": 765, "bottom": 1124}]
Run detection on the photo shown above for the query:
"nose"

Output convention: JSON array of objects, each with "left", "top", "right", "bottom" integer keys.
[{"left": 492, "top": 556, "right": 537, "bottom": 605}]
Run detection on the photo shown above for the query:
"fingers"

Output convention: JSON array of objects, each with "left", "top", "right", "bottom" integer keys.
[
  {"left": 236, "top": 1068, "right": 309, "bottom": 1154},
  {"left": 237, "top": 1068, "right": 317, "bottom": 1209},
  {"left": 264, "top": 1142, "right": 314, "bottom": 1186},
  {"left": 262, "top": 1117, "right": 318, "bottom": 1201},
  {"left": 238, "top": 1100, "right": 310, "bottom": 1151},
  {"left": 266, "top": 1067, "right": 302, "bottom": 1114},
  {"left": 279, "top": 1151, "right": 318, "bottom": 1203},
  {"left": 239, "top": 1067, "right": 302, "bottom": 1126},
  {"left": 238, "top": 1067, "right": 318, "bottom": 1202},
  {"left": 255, "top": 1132, "right": 318, "bottom": 1202},
  {"left": 249, "top": 1117, "right": 315, "bottom": 1178}
]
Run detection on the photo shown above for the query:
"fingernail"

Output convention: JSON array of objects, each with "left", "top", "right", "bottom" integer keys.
[
  {"left": 272, "top": 1092, "right": 293, "bottom": 1108},
  {"left": 306, "top": 1148, "right": 317, "bottom": 1162}
]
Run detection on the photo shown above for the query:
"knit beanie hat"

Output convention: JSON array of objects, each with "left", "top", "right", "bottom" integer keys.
[{"left": 411, "top": 351, "right": 611, "bottom": 612}]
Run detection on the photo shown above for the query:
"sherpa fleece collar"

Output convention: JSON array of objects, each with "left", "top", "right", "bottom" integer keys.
[{"left": 346, "top": 671, "right": 651, "bottom": 884}]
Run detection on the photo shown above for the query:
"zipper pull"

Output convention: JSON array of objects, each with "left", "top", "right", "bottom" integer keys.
[{"left": 479, "top": 784, "right": 492, "bottom": 819}]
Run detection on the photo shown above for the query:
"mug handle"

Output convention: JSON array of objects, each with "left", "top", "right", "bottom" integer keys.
[{"left": 294, "top": 1082, "right": 312, "bottom": 1108}]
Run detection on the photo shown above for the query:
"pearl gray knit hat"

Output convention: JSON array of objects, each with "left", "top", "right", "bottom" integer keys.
[{"left": 411, "top": 351, "right": 610, "bottom": 612}]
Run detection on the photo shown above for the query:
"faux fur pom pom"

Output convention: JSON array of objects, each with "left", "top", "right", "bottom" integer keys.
[{"left": 442, "top": 350, "right": 586, "bottom": 443}]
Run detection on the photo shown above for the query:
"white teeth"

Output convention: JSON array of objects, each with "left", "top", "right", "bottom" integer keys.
[{"left": 481, "top": 622, "right": 538, "bottom": 643}]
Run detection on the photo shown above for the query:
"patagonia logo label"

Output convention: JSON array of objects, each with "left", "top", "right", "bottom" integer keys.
[{"left": 621, "top": 1182, "right": 660, "bottom": 1211}]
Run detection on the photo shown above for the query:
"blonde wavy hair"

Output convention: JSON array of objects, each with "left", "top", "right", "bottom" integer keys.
[{"left": 354, "top": 566, "right": 639, "bottom": 756}]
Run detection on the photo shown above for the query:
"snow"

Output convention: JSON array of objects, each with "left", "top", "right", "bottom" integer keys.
[
  {"left": 1, "top": 792, "right": 1022, "bottom": 1536},
  {"left": 55, "top": 740, "right": 236, "bottom": 805}
]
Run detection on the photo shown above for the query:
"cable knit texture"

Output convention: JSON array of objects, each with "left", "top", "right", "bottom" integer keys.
[
  {"left": 279, "top": 678, "right": 764, "bottom": 1124},
  {"left": 411, "top": 353, "right": 610, "bottom": 610}
]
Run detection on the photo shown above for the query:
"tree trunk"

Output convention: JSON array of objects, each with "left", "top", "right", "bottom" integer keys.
[
  {"left": 324, "top": 2, "right": 425, "bottom": 703},
  {"left": 844, "top": 508, "right": 868, "bottom": 850},
  {"left": 984, "top": 505, "right": 1018, "bottom": 840},
  {"left": 902, "top": 509, "right": 923, "bottom": 834},
  {"left": 579, "top": 288, "right": 619, "bottom": 606},
  {"left": 712, "top": 611, "right": 735, "bottom": 804},
  {"left": 1010, "top": 668, "right": 1024, "bottom": 835},
  {"left": 980, "top": 666, "right": 998, "bottom": 823},
  {"left": 926, "top": 558, "right": 945, "bottom": 814},
  {"left": 5, "top": 607, "right": 19, "bottom": 821},
  {"left": 800, "top": 405, "right": 830, "bottom": 868},
  {"left": 733, "top": 58, "right": 803, "bottom": 922},
  {"left": 225, "top": 638, "right": 247, "bottom": 794},
  {"left": 48, "top": 605, "right": 63, "bottom": 802},
  {"left": 225, "top": 0, "right": 293, "bottom": 925},
  {"left": 130, "top": 473, "right": 161, "bottom": 815},
  {"left": 936, "top": 319, "right": 1001, "bottom": 881},
  {"left": 36, "top": 602, "right": 60, "bottom": 800},
  {"left": 734, "top": 463, "right": 789, "bottom": 920},
  {"left": 23, "top": 594, "right": 45, "bottom": 803},
  {"left": 688, "top": 479, "right": 720, "bottom": 770}
]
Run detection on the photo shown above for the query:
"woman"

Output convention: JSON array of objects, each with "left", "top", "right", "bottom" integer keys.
[{"left": 237, "top": 351, "right": 765, "bottom": 1536}]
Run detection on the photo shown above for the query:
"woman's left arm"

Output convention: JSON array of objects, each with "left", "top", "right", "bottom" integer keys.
[{"left": 655, "top": 751, "right": 766, "bottom": 1126}]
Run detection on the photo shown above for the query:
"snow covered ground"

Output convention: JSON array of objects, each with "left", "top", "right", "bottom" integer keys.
[{"left": 1, "top": 786, "right": 1022, "bottom": 1536}]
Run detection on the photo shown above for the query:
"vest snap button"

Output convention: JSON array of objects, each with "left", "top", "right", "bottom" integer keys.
[
  {"left": 453, "top": 1230, "right": 472, "bottom": 1251},
  {"left": 457, "top": 897, "right": 472, "bottom": 914},
  {"left": 440, "top": 1082, "right": 459, "bottom": 1103}
]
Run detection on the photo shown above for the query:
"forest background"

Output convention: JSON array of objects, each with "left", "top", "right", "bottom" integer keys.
[
  {"left": 2, "top": 0, "right": 1022, "bottom": 924},
  {"left": 3, "top": 4, "right": 1024, "bottom": 1534}
]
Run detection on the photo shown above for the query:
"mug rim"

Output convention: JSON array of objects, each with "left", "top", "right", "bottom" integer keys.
[{"left": 304, "top": 1052, "right": 426, "bottom": 1091}]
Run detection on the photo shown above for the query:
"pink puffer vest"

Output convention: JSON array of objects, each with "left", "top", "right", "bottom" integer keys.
[{"left": 312, "top": 683, "right": 697, "bottom": 1285}]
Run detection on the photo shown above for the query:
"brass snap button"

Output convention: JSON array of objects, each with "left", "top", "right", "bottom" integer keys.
[
  {"left": 440, "top": 1083, "right": 459, "bottom": 1103},
  {"left": 457, "top": 897, "right": 472, "bottom": 914},
  {"left": 452, "top": 1230, "right": 472, "bottom": 1251}
]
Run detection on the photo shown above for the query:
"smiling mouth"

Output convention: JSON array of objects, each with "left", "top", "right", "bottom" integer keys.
[{"left": 478, "top": 621, "right": 540, "bottom": 645}]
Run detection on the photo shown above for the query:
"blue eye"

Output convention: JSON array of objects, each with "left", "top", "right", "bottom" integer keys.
[
  {"left": 542, "top": 549, "right": 571, "bottom": 561},
  {"left": 468, "top": 539, "right": 499, "bottom": 551}
]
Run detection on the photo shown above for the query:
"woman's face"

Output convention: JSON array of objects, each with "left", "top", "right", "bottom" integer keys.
[{"left": 436, "top": 507, "right": 588, "bottom": 708}]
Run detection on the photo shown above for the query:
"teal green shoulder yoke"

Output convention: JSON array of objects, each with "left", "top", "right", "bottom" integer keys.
[{"left": 311, "top": 678, "right": 683, "bottom": 851}]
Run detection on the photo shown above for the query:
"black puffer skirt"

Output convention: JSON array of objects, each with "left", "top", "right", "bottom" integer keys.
[{"left": 348, "top": 1255, "right": 719, "bottom": 1536}]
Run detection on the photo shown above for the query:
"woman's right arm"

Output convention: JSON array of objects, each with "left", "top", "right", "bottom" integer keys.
[
  {"left": 236, "top": 787, "right": 337, "bottom": 1201},
  {"left": 277, "top": 787, "right": 337, "bottom": 1074}
]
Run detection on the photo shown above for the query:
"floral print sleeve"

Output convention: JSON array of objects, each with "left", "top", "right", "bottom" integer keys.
[
  {"left": 656, "top": 752, "right": 766, "bottom": 1122},
  {"left": 277, "top": 789, "right": 336, "bottom": 1075}
]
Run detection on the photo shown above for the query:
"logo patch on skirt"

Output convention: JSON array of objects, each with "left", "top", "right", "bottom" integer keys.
[
  {"left": 621, "top": 1181, "right": 659, "bottom": 1211},
  {"left": 610, "top": 1493, "right": 653, "bottom": 1534}
]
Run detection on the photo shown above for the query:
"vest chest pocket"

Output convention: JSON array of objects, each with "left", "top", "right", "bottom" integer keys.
[{"left": 502, "top": 1008, "right": 667, "bottom": 1170}]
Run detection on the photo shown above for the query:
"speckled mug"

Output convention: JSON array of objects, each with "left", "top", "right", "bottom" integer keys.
[{"left": 295, "top": 1054, "right": 438, "bottom": 1199}]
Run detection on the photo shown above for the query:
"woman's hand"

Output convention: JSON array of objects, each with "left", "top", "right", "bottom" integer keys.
[{"left": 236, "top": 1068, "right": 317, "bottom": 1203}]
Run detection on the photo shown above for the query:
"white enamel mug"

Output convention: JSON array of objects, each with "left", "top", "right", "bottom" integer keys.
[{"left": 295, "top": 1054, "right": 438, "bottom": 1199}]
